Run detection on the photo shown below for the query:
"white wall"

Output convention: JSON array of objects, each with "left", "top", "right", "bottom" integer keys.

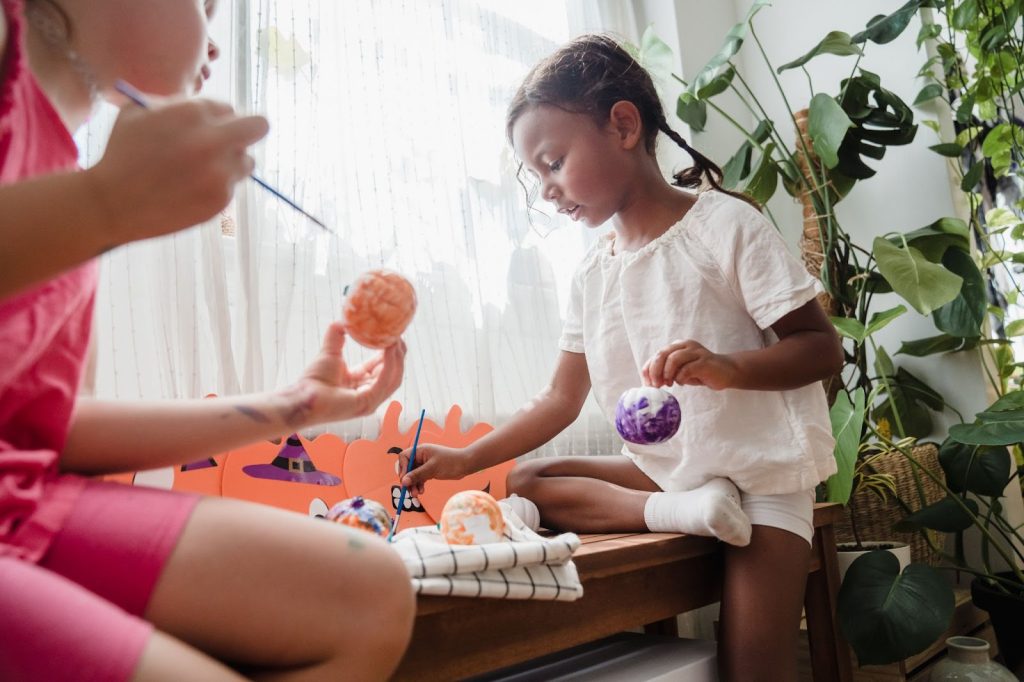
[{"left": 664, "top": 0, "right": 993, "bottom": 437}]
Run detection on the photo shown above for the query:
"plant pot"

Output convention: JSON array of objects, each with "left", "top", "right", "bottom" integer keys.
[
  {"left": 836, "top": 541, "right": 910, "bottom": 582},
  {"left": 834, "top": 443, "right": 944, "bottom": 565},
  {"left": 930, "top": 636, "right": 1016, "bottom": 681},
  {"left": 970, "top": 572, "right": 1024, "bottom": 678}
]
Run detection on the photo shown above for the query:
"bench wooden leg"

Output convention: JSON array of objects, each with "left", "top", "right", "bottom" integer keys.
[
  {"left": 804, "top": 523, "right": 853, "bottom": 681},
  {"left": 644, "top": 617, "right": 679, "bottom": 637}
]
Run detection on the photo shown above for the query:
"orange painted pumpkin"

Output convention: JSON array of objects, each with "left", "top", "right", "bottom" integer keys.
[
  {"left": 342, "top": 269, "right": 417, "bottom": 349},
  {"left": 440, "top": 490, "right": 506, "bottom": 545},
  {"left": 326, "top": 496, "right": 393, "bottom": 537}
]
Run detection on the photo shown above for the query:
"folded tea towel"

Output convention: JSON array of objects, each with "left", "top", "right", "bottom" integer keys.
[{"left": 390, "top": 501, "right": 583, "bottom": 601}]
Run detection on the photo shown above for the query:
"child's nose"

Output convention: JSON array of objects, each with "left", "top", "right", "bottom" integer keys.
[
  {"left": 543, "top": 180, "right": 561, "bottom": 202},
  {"left": 208, "top": 38, "right": 221, "bottom": 62}
]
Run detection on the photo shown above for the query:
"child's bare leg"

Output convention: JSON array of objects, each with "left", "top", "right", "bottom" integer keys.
[
  {"left": 143, "top": 497, "right": 415, "bottom": 681},
  {"left": 508, "top": 456, "right": 750, "bottom": 544},
  {"left": 507, "top": 455, "right": 658, "bottom": 531},
  {"left": 717, "top": 525, "right": 811, "bottom": 681},
  {"left": 131, "top": 630, "right": 246, "bottom": 681}
]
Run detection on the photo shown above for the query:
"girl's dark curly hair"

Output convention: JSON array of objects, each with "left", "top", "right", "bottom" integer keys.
[{"left": 507, "top": 33, "right": 756, "bottom": 207}]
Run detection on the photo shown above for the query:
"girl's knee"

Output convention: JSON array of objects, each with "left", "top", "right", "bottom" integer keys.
[
  {"left": 352, "top": 539, "right": 414, "bottom": 620},
  {"left": 318, "top": 538, "right": 414, "bottom": 654},
  {"left": 506, "top": 458, "right": 550, "bottom": 496}
]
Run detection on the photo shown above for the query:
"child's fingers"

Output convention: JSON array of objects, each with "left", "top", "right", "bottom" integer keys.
[
  {"left": 216, "top": 114, "right": 270, "bottom": 147},
  {"left": 662, "top": 348, "right": 696, "bottom": 384},
  {"left": 202, "top": 99, "right": 235, "bottom": 118},
  {"left": 640, "top": 361, "right": 653, "bottom": 387},
  {"left": 356, "top": 341, "right": 406, "bottom": 409},
  {"left": 320, "top": 322, "right": 346, "bottom": 357},
  {"left": 350, "top": 353, "right": 384, "bottom": 382},
  {"left": 396, "top": 448, "right": 427, "bottom": 495},
  {"left": 647, "top": 351, "right": 668, "bottom": 388},
  {"left": 402, "top": 457, "right": 434, "bottom": 490}
]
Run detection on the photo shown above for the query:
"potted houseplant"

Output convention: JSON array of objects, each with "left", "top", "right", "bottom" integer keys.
[
  {"left": 666, "top": 0, "right": 973, "bottom": 548},
  {"left": 835, "top": 0, "right": 1024, "bottom": 672},
  {"left": 659, "top": 0, "right": 1024, "bottom": 670}
]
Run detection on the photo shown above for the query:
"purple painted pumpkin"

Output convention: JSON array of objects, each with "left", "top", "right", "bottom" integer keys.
[{"left": 615, "top": 387, "right": 681, "bottom": 444}]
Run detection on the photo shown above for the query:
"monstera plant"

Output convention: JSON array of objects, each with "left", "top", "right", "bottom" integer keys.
[{"left": 654, "top": 0, "right": 1024, "bottom": 669}]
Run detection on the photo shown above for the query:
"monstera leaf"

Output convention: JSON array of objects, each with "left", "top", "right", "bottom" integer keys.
[
  {"left": 838, "top": 551, "right": 954, "bottom": 665},
  {"left": 937, "top": 438, "right": 1012, "bottom": 497},
  {"left": 872, "top": 348, "right": 945, "bottom": 439},
  {"left": 873, "top": 237, "right": 962, "bottom": 316},
  {"left": 831, "top": 70, "right": 917, "bottom": 182}
]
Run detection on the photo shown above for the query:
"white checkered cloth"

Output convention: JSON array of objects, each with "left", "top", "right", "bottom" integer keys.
[{"left": 390, "top": 503, "right": 583, "bottom": 601}]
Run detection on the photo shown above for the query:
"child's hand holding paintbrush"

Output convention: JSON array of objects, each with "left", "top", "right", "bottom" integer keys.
[
  {"left": 113, "top": 80, "right": 329, "bottom": 234},
  {"left": 88, "top": 84, "right": 271, "bottom": 243},
  {"left": 0, "top": 85, "right": 270, "bottom": 300}
]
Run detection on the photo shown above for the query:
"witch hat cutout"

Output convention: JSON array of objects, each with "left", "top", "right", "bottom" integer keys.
[{"left": 242, "top": 435, "right": 342, "bottom": 486}]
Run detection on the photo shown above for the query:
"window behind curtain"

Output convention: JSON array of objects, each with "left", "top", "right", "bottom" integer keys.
[{"left": 83, "top": 0, "right": 623, "bottom": 458}]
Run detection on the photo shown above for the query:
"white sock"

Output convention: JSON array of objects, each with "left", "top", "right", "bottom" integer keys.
[
  {"left": 499, "top": 494, "right": 541, "bottom": 531},
  {"left": 643, "top": 478, "right": 752, "bottom": 546}
]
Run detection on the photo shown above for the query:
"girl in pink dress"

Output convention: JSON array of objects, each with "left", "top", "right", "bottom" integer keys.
[{"left": 0, "top": 1, "right": 413, "bottom": 679}]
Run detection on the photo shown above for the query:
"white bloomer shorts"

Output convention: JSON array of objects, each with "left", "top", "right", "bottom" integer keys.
[{"left": 740, "top": 488, "right": 816, "bottom": 546}]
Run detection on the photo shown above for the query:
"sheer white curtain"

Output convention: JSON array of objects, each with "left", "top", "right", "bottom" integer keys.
[{"left": 86, "top": 0, "right": 641, "bottom": 457}]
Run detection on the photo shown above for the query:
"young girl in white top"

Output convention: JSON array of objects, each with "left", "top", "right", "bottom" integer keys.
[{"left": 401, "top": 34, "right": 842, "bottom": 680}]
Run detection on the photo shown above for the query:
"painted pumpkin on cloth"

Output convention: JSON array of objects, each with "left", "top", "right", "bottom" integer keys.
[
  {"left": 326, "top": 496, "right": 392, "bottom": 537},
  {"left": 440, "top": 490, "right": 506, "bottom": 545}
]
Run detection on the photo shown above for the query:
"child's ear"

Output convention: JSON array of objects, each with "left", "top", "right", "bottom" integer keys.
[{"left": 608, "top": 101, "right": 643, "bottom": 150}]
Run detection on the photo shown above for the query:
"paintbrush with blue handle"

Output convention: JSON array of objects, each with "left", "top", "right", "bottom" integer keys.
[
  {"left": 114, "top": 79, "right": 332, "bottom": 234},
  {"left": 388, "top": 408, "right": 427, "bottom": 542}
]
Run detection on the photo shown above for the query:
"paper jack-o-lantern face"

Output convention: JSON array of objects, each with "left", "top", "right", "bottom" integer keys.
[
  {"left": 343, "top": 402, "right": 434, "bottom": 533},
  {"left": 412, "top": 405, "right": 516, "bottom": 523},
  {"left": 221, "top": 433, "right": 349, "bottom": 516}
]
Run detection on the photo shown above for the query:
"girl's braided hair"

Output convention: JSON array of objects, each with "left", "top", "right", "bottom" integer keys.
[{"left": 507, "top": 33, "right": 757, "bottom": 208}]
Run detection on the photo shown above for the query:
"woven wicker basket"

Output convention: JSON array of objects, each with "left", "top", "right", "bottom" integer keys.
[{"left": 834, "top": 442, "right": 945, "bottom": 565}]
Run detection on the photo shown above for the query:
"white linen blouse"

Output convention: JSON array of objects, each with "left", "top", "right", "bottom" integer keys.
[{"left": 558, "top": 190, "right": 837, "bottom": 495}]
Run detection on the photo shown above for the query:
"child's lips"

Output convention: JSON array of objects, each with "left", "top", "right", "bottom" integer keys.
[{"left": 559, "top": 204, "right": 581, "bottom": 221}]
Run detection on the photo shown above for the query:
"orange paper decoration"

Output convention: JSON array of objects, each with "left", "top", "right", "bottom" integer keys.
[
  {"left": 341, "top": 269, "right": 417, "bottom": 349},
  {"left": 415, "top": 405, "right": 515, "bottom": 522},
  {"left": 102, "top": 400, "right": 515, "bottom": 528},
  {"left": 171, "top": 454, "right": 227, "bottom": 496},
  {"left": 221, "top": 433, "right": 349, "bottom": 516},
  {"left": 342, "top": 402, "right": 435, "bottom": 533}
]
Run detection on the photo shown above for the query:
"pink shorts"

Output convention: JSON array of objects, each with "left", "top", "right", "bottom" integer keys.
[{"left": 0, "top": 478, "right": 198, "bottom": 681}]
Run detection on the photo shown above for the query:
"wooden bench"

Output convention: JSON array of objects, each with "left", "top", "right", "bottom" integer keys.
[{"left": 395, "top": 502, "right": 852, "bottom": 681}]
